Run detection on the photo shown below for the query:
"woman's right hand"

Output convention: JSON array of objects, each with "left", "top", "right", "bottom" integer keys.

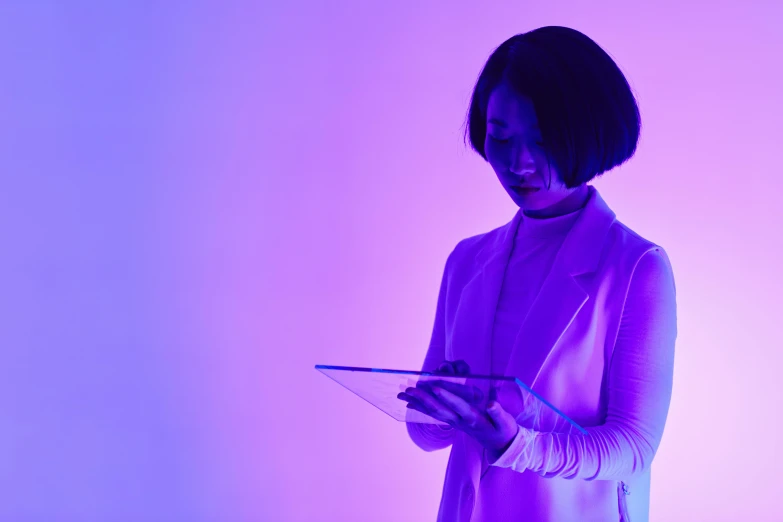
[
  {"left": 398, "top": 359, "right": 486, "bottom": 424},
  {"left": 427, "top": 359, "right": 484, "bottom": 405}
]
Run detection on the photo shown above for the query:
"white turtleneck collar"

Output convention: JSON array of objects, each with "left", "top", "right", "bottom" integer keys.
[{"left": 516, "top": 205, "right": 583, "bottom": 239}]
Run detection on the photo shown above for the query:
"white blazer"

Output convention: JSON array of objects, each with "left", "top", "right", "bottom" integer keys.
[{"left": 407, "top": 185, "right": 677, "bottom": 522}]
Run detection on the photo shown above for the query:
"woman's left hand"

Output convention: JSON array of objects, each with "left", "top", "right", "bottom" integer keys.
[{"left": 399, "top": 383, "right": 520, "bottom": 458}]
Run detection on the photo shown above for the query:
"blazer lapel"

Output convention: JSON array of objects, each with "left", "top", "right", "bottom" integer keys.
[
  {"left": 451, "top": 186, "right": 617, "bottom": 394},
  {"left": 449, "top": 210, "right": 521, "bottom": 397}
]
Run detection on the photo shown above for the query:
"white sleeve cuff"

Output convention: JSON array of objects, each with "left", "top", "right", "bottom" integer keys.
[{"left": 488, "top": 425, "right": 537, "bottom": 470}]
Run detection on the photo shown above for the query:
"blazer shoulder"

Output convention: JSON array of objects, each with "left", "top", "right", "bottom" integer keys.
[
  {"left": 447, "top": 228, "right": 499, "bottom": 271},
  {"left": 610, "top": 218, "right": 668, "bottom": 252},
  {"left": 452, "top": 220, "right": 508, "bottom": 256},
  {"left": 606, "top": 219, "right": 675, "bottom": 276}
]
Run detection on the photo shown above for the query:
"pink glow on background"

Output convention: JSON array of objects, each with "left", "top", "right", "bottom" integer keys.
[{"left": 1, "top": 2, "right": 782, "bottom": 521}]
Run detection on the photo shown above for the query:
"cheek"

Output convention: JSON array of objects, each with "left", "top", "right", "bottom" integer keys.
[
  {"left": 484, "top": 142, "right": 506, "bottom": 166},
  {"left": 536, "top": 161, "right": 561, "bottom": 184}
]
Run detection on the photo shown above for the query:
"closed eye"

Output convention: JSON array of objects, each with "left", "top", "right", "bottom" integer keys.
[{"left": 489, "top": 135, "right": 545, "bottom": 148}]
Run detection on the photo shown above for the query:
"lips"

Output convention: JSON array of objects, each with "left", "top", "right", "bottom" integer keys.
[{"left": 511, "top": 186, "right": 539, "bottom": 193}]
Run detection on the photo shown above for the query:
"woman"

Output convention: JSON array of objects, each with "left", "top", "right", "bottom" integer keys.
[{"left": 398, "top": 26, "right": 677, "bottom": 522}]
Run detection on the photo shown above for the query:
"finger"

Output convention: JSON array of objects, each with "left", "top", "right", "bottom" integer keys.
[
  {"left": 453, "top": 360, "right": 470, "bottom": 375},
  {"left": 429, "top": 380, "right": 484, "bottom": 405},
  {"left": 404, "top": 387, "right": 461, "bottom": 423},
  {"left": 430, "top": 386, "right": 484, "bottom": 428},
  {"left": 435, "top": 362, "right": 454, "bottom": 375},
  {"left": 397, "top": 391, "right": 418, "bottom": 404},
  {"left": 486, "top": 401, "right": 516, "bottom": 432},
  {"left": 408, "top": 385, "right": 448, "bottom": 410},
  {"left": 399, "top": 391, "right": 441, "bottom": 415},
  {"left": 403, "top": 396, "right": 430, "bottom": 415},
  {"left": 398, "top": 392, "right": 436, "bottom": 417},
  {"left": 405, "top": 396, "right": 458, "bottom": 425}
]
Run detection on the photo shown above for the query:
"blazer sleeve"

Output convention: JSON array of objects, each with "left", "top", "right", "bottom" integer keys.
[
  {"left": 489, "top": 248, "right": 678, "bottom": 480},
  {"left": 406, "top": 245, "right": 459, "bottom": 452}
]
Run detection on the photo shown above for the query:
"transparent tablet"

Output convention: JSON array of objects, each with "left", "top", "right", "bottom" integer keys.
[{"left": 315, "top": 364, "right": 586, "bottom": 435}]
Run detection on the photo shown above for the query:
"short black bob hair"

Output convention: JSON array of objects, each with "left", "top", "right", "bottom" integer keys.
[{"left": 463, "top": 26, "right": 641, "bottom": 189}]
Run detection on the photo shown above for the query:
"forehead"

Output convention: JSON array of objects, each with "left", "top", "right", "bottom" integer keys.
[{"left": 486, "top": 81, "right": 539, "bottom": 128}]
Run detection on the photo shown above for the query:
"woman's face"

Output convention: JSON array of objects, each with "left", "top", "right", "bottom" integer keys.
[{"left": 484, "top": 81, "right": 584, "bottom": 214}]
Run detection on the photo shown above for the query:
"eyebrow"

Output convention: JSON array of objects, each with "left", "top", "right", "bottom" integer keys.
[{"left": 488, "top": 118, "right": 539, "bottom": 130}]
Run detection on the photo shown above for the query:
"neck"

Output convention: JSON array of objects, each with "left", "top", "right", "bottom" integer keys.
[{"left": 524, "top": 184, "right": 589, "bottom": 219}]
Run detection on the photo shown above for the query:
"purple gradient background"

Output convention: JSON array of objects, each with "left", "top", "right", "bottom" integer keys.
[{"left": 1, "top": 2, "right": 781, "bottom": 521}]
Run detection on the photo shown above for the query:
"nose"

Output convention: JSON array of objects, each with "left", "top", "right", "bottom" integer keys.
[{"left": 509, "top": 143, "right": 537, "bottom": 176}]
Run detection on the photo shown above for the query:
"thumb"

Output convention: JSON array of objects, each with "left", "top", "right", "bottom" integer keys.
[
  {"left": 487, "top": 400, "right": 503, "bottom": 411},
  {"left": 487, "top": 401, "right": 511, "bottom": 423}
]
